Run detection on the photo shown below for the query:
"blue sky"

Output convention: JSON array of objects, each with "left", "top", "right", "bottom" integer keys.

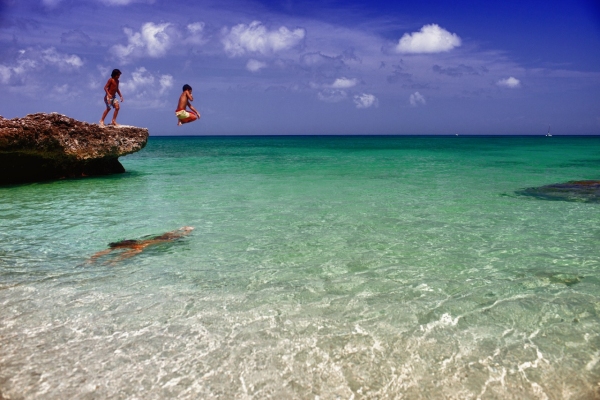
[{"left": 1, "top": 0, "right": 599, "bottom": 135}]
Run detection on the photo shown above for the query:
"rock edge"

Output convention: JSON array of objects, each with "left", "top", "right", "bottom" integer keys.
[{"left": 0, "top": 113, "right": 149, "bottom": 185}]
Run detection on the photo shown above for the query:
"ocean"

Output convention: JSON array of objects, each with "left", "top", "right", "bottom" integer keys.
[{"left": 1, "top": 135, "right": 599, "bottom": 399}]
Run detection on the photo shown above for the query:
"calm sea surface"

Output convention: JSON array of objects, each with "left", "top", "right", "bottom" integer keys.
[{"left": 1, "top": 136, "right": 600, "bottom": 399}]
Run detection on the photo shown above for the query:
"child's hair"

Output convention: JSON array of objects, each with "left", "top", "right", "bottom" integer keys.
[
  {"left": 111, "top": 69, "right": 122, "bottom": 78},
  {"left": 183, "top": 84, "right": 192, "bottom": 92}
]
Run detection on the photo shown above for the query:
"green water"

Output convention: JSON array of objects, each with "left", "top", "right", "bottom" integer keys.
[{"left": 1, "top": 136, "right": 600, "bottom": 399}]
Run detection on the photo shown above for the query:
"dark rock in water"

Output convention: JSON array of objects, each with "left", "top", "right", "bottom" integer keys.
[
  {"left": 0, "top": 113, "right": 148, "bottom": 185},
  {"left": 536, "top": 272, "right": 582, "bottom": 287},
  {"left": 515, "top": 180, "right": 600, "bottom": 203}
]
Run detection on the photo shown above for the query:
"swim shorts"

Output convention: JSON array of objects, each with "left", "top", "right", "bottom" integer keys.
[
  {"left": 175, "top": 109, "right": 191, "bottom": 119},
  {"left": 105, "top": 95, "right": 119, "bottom": 109}
]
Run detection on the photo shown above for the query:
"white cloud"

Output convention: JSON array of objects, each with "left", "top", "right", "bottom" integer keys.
[
  {"left": 496, "top": 76, "right": 521, "bottom": 88},
  {"left": 246, "top": 59, "right": 267, "bottom": 72},
  {"left": 112, "top": 22, "right": 173, "bottom": 62},
  {"left": 41, "top": 47, "right": 84, "bottom": 69},
  {"left": 187, "top": 22, "right": 204, "bottom": 34},
  {"left": 0, "top": 65, "right": 11, "bottom": 84},
  {"left": 331, "top": 77, "right": 357, "bottom": 89},
  {"left": 119, "top": 67, "right": 174, "bottom": 108},
  {"left": 120, "top": 67, "right": 155, "bottom": 91},
  {"left": 409, "top": 91, "right": 426, "bottom": 106},
  {"left": 354, "top": 93, "right": 378, "bottom": 109},
  {"left": 159, "top": 74, "right": 173, "bottom": 93},
  {"left": 186, "top": 22, "right": 207, "bottom": 45},
  {"left": 0, "top": 47, "right": 83, "bottom": 85},
  {"left": 396, "top": 24, "right": 461, "bottom": 54},
  {"left": 53, "top": 84, "right": 69, "bottom": 94},
  {"left": 317, "top": 88, "right": 347, "bottom": 103},
  {"left": 222, "top": 21, "right": 305, "bottom": 57}
]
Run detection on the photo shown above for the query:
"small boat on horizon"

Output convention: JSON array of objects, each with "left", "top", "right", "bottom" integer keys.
[{"left": 546, "top": 125, "right": 552, "bottom": 136}]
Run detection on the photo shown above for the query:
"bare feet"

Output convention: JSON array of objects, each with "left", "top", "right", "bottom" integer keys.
[
  {"left": 110, "top": 121, "right": 120, "bottom": 127},
  {"left": 99, "top": 121, "right": 105, "bottom": 127}
]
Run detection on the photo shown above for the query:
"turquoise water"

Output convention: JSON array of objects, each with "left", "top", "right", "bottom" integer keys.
[{"left": 1, "top": 136, "right": 600, "bottom": 399}]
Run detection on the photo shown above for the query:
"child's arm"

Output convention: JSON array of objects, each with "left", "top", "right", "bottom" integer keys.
[
  {"left": 187, "top": 100, "right": 200, "bottom": 118},
  {"left": 186, "top": 92, "right": 199, "bottom": 117},
  {"left": 104, "top": 79, "right": 112, "bottom": 96},
  {"left": 117, "top": 86, "right": 123, "bottom": 101}
]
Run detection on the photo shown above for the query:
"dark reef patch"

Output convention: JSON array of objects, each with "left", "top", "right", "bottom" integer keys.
[{"left": 515, "top": 180, "right": 600, "bottom": 203}]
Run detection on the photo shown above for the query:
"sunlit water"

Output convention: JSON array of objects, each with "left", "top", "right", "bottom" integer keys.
[{"left": 1, "top": 136, "right": 600, "bottom": 399}]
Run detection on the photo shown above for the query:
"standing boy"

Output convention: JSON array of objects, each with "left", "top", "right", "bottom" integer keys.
[
  {"left": 100, "top": 69, "right": 124, "bottom": 127},
  {"left": 176, "top": 84, "right": 200, "bottom": 125}
]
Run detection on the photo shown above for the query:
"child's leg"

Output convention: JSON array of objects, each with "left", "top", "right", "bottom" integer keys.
[
  {"left": 111, "top": 102, "right": 120, "bottom": 125},
  {"left": 180, "top": 113, "right": 198, "bottom": 124},
  {"left": 100, "top": 107, "right": 110, "bottom": 125}
]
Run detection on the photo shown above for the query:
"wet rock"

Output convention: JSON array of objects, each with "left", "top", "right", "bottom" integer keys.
[
  {"left": 551, "top": 276, "right": 581, "bottom": 287},
  {"left": 0, "top": 113, "right": 148, "bottom": 185},
  {"left": 541, "top": 272, "right": 582, "bottom": 287},
  {"left": 515, "top": 180, "right": 600, "bottom": 203}
]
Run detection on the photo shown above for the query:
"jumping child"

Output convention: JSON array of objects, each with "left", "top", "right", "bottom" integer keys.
[
  {"left": 100, "top": 69, "right": 123, "bottom": 127},
  {"left": 176, "top": 84, "right": 200, "bottom": 125}
]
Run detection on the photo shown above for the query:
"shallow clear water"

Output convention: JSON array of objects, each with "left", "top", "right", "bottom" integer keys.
[{"left": 1, "top": 136, "right": 600, "bottom": 399}]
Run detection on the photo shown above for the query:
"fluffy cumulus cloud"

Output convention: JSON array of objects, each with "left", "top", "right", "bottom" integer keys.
[
  {"left": 119, "top": 67, "right": 174, "bottom": 108},
  {"left": 396, "top": 24, "right": 461, "bottom": 54},
  {"left": 246, "top": 59, "right": 267, "bottom": 72},
  {"left": 496, "top": 76, "right": 521, "bottom": 88},
  {"left": 0, "top": 47, "right": 83, "bottom": 85},
  {"left": 331, "top": 77, "right": 357, "bottom": 89},
  {"left": 354, "top": 93, "right": 378, "bottom": 109},
  {"left": 41, "top": 47, "right": 84, "bottom": 68},
  {"left": 112, "top": 22, "right": 173, "bottom": 62},
  {"left": 409, "top": 91, "right": 426, "bottom": 106},
  {"left": 222, "top": 21, "right": 305, "bottom": 57}
]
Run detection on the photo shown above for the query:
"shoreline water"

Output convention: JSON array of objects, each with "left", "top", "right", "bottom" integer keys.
[{"left": 1, "top": 135, "right": 599, "bottom": 398}]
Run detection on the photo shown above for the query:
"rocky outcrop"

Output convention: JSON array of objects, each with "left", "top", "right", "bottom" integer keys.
[
  {"left": 516, "top": 180, "right": 600, "bottom": 203},
  {"left": 0, "top": 113, "right": 148, "bottom": 185}
]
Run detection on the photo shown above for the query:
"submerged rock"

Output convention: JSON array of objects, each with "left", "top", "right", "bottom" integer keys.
[
  {"left": 515, "top": 180, "right": 600, "bottom": 203},
  {"left": 0, "top": 113, "right": 148, "bottom": 185}
]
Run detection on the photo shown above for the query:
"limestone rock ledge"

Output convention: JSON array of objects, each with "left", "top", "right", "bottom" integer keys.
[{"left": 0, "top": 113, "right": 148, "bottom": 185}]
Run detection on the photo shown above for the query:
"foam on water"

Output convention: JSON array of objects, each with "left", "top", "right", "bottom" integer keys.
[{"left": 1, "top": 136, "right": 600, "bottom": 399}]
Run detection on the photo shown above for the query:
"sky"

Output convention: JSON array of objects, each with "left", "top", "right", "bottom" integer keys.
[{"left": 0, "top": 0, "right": 599, "bottom": 135}]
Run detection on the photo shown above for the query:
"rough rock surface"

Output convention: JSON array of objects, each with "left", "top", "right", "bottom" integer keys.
[
  {"left": 515, "top": 180, "right": 600, "bottom": 203},
  {"left": 0, "top": 113, "right": 148, "bottom": 185}
]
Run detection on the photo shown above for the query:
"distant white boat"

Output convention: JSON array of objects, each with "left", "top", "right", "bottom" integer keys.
[{"left": 545, "top": 125, "right": 552, "bottom": 137}]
